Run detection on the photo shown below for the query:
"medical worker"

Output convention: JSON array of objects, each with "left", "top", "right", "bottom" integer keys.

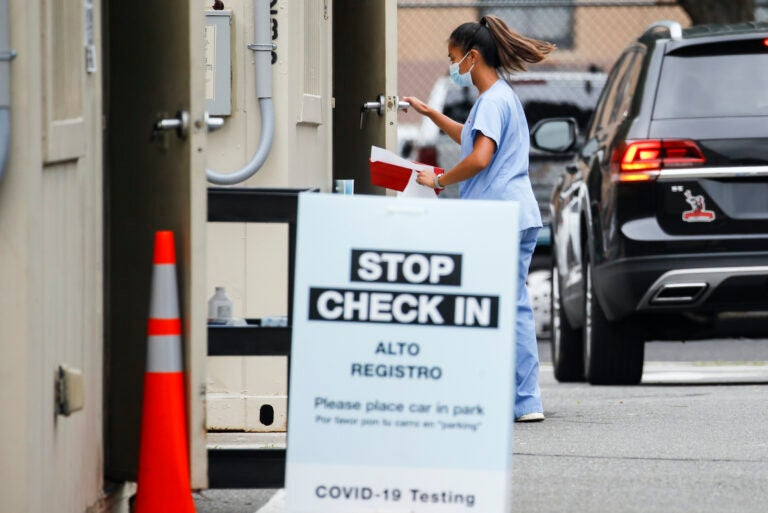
[{"left": 404, "top": 15, "right": 553, "bottom": 422}]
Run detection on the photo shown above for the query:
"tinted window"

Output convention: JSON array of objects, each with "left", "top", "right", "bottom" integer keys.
[
  {"left": 611, "top": 51, "right": 644, "bottom": 124},
  {"left": 654, "top": 52, "right": 768, "bottom": 119},
  {"left": 524, "top": 100, "right": 595, "bottom": 133},
  {"left": 590, "top": 51, "right": 632, "bottom": 136}
]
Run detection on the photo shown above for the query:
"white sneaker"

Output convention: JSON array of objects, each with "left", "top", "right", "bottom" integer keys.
[{"left": 515, "top": 412, "right": 545, "bottom": 423}]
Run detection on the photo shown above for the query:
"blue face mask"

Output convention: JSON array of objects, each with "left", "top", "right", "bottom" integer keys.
[{"left": 449, "top": 51, "right": 474, "bottom": 87}]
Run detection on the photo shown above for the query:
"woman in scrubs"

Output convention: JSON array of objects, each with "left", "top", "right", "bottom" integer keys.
[{"left": 404, "top": 15, "right": 553, "bottom": 422}]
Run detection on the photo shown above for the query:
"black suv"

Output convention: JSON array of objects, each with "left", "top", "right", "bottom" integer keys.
[{"left": 531, "top": 21, "right": 768, "bottom": 385}]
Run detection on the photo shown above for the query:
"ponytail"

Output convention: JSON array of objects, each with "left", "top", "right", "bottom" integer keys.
[
  {"left": 482, "top": 15, "right": 555, "bottom": 73},
  {"left": 449, "top": 15, "right": 555, "bottom": 74}
]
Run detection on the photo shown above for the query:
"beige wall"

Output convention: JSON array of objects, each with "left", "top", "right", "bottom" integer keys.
[
  {"left": 204, "top": 0, "right": 333, "bottom": 191},
  {"left": 0, "top": 0, "right": 104, "bottom": 512},
  {"left": 0, "top": 0, "right": 336, "bottom": 505},
  {"left": 0, "top": 4, "right": 31, "bottom": 510},
  {"left": 204, "top": 0, "right": 333, "bottom": 432},
  {"left": 204, "top": 0, "right": 333, "bottom": 317}
]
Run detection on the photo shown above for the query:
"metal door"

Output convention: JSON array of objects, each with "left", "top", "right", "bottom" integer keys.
[
  {"left": 105, "top": 1, "right": 208, "bottom": 488},
  {"left": 333, "top": 0, "right": 399, "bottom": 195}
]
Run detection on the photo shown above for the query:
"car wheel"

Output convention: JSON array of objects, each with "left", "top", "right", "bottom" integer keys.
[
  {"left": 582, "top": 253, "right": 644, "bottom": 385},
  {"left": 550, "top": 258, "right": 584, "bottom": 382}
]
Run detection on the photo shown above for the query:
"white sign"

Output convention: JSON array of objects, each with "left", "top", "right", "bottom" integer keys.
[{"left": 286, "top": 194, "right": 519, "bottom": 513}]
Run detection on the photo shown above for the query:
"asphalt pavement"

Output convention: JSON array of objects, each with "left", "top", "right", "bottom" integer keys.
[
  {"left": 513, "top": 361, "right": 768, "bottom": 512},
  {"left": 196, "top": 338, "right": 768, "bottom": 513}
]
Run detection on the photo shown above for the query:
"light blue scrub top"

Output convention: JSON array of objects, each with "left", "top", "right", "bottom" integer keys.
[{"left": 458, "top": 79, "right": 543, "bottom": 231}]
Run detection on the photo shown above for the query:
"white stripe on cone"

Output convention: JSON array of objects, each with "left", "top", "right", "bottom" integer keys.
[
  {"left": 146, "top": 335, "right": 184, "bottom": 373},
  {"left": 149, "top": 264, "right": 180, "bottom": 319}
]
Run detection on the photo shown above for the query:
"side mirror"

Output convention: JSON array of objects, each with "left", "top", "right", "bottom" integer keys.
[{"left": 530, "top": 118, "right": 578, "bottom": 154}]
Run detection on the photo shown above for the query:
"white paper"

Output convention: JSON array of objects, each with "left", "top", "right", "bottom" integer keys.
[
  {"left": 370, "top": 146, "right": 439, "bottom": 199},
  {"left": 398, "top": 170, "right": 438, "bottom": 199},
  {"left": 370, "top": 146, "right": 434, "bottom": 173}
]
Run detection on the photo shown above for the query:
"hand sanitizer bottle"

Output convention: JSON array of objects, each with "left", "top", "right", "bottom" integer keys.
[{"left": 208, "top": 286, "right": 233, "bottom": 324}]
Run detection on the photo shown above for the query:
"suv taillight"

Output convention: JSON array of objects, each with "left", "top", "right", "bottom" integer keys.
[
  {"left": 613, "top": 139, "right": 705, "bottom": 182},
  {"left": 417, "top": 146, "right": 438, "bottom": 167}
]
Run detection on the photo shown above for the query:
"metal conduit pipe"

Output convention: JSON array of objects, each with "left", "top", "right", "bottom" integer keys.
[
  {"left": 0, "top": 110, "right": 9, "bottom": 184},
  {"left": 207, "top": 0, "right": 275, "bottom": 185},
  {"left": 0, "top": 0, "right": 13, "bottom": 184}
]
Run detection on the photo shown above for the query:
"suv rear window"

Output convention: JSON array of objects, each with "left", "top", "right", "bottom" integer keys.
[{"left": 653, "top": 48, "right": 768, "bottom": 119}]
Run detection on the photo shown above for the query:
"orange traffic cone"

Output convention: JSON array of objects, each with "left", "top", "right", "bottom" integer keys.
[{"left": 135, "top": 231, "right": 196, "bottom": 513}]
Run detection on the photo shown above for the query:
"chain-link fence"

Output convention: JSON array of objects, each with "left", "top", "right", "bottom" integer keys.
[{"left": 398, "top": 1, "right": 768, "bottom": 128}]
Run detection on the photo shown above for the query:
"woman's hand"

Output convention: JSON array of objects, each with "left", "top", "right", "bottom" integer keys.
[
  {"left": 403, "top": 96, "right": 464, "bottom": 144},
  {"left": 402, "top": 96, "right": 430, "bottom": 117},
  {"left": 416, "top": 169, "right": 436, "bottom": 188}
]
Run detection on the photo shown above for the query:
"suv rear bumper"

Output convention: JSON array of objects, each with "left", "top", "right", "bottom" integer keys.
[{"left": 592, "top": 252, "right": 768, "bottom": 321}]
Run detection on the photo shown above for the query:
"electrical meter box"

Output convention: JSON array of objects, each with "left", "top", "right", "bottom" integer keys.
[{"left": 205, "top": 10, "right": 232, "bottom": 116}]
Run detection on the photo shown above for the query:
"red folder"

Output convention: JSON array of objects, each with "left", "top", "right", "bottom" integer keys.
[{"left": 369, "top": 159, "right": 445, "bottom": 193}]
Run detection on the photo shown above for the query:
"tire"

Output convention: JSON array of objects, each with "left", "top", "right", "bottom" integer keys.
[
  {"left": 582, "top": 254, "right": 644, "bottom": 385},
  {"left": 550, "top": 258, "right": 585, "bottom": 382}
]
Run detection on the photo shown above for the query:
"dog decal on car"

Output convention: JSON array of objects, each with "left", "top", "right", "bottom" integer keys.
[{"left": 682, "top": 189, "right": 715, "bottom": 222}]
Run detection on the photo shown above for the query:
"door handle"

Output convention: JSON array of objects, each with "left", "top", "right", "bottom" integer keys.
[
  {"left": 204, "top": 111, "right": 225, "bottom": 132},
  {"left": 361, "top": 95, "right": 386, "bottom": 116},
  {"left": 360, "top": 95, "right": 410, "bottom": 129},
  {"left": 360, "top": 94, "right": 385, "bottom": 129},
  {"left": 152, "top": 110, "right": 189, "bottom": 141}
]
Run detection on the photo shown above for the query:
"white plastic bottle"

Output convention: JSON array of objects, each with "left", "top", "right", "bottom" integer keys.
[{"left": 208, "top": 286, "right": 233, "bottom": 324}]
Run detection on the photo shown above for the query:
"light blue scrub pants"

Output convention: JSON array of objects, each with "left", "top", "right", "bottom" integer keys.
[{"left": 515, "top": 227, "right": 543, "bottom": 418}]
